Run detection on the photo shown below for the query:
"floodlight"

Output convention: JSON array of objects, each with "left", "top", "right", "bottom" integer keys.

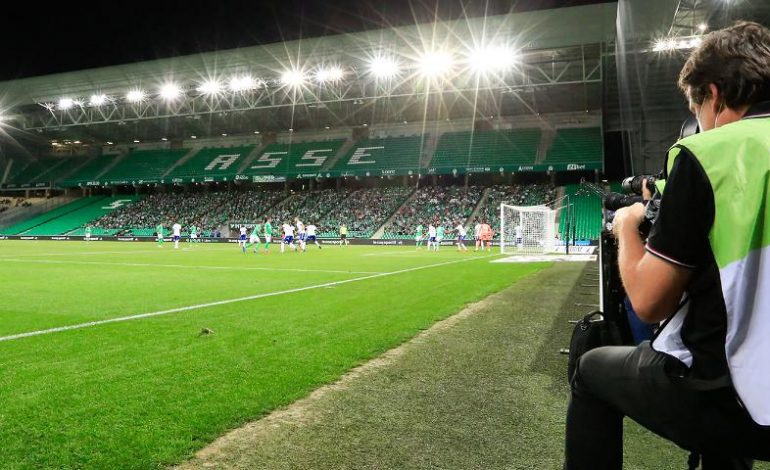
[
  {"left": 133, "top": 139, "right": 140, "bottom": 143},
  {"left": 197, "top": 80, "right": 224, "bottom": 95},
  {"left": 281, "top": 69, "right": 306, "bottom": 87},
  {"left": 316, "top": 66, "right": 344, "bottom": 83},
  {"left": 698, "top": 23, "right": 708, "bottom": 32},
  {"left": 468, "top": 46, "right": 517, "bottom": 73},
  {"left": 161, "top": 137, "right": 168, "bottom": 141},
  {"left": 126, "top": 89, "right": 146, "bottom": 103},
  {"left": 58, "top": 98, "right": 74, "bottom": 110},
  {"left": 417, "top": 51, "right": 454, "bottom": 78},
  {"left": 228, "top": 75, "right": 258, "bottom": 92},
  {"left": 368, "top": 56, "right": 399, "bottom": 78},
  {"left": 89, "top": 94, "right": 108, "bottom": 106},
  {"left": 159, "top": 83, "right": 182, "bottom": 101}
]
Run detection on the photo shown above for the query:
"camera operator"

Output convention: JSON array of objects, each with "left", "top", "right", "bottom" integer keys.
[{"left": 565, "top": 21, "right": 770, "bottom": 469}]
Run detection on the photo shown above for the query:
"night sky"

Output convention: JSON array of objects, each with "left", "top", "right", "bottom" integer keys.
[{"left": 0, "top": 0, "right": 612, "bottom": 81}]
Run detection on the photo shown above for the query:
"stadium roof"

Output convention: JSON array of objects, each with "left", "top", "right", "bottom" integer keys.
[{"left": 0, "top": 4, "right": 616, "bottom": 108}]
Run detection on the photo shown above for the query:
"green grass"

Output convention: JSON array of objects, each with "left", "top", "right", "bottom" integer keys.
[{"left": 0, "top": 241, "right": 546, "bottom": 469}]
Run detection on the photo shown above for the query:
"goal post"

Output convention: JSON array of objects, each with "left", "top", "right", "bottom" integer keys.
[{"left": 499, "top": 204, "right": 556, "bottom": 255}]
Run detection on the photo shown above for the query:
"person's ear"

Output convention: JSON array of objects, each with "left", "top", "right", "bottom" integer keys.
[{"left": 708, "top": 83, "right": 722, "bottom": 112}]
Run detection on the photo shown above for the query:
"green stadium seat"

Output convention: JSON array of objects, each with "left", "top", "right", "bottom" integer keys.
[
  {"left": 100, "top": 149, "right": 189, "bottom": 183},
  {"left": 22, "top": 196, "right": 140, "bottom": 236},
  {"left": 244, "top": 140, "right": 346, "bottom": 177},
  {"left": 328, "top": 136, "right": 423, "bottom": 175},
  {"left": 560, "top": 184, "right": 602, "bottom": 240},
  {"left": 1, "top": 197, "right": 106, "bottom": 235},
  {"left": 430, "top": 129, "right": 540, "bottom": 172},
  {"left": 60, "top": 155, "right": 121, "bottom": 186},
  {"left": 167, "top": 145, "right": 256, "bottom": 180},
  {"left": 544, "top": 127, "right": 603, "bottom": 166}
]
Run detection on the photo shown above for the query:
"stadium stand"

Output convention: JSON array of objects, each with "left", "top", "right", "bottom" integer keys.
[
  {"left": 100, "top": 149, "right": 189, "bottom": 183},
  {"left": 6, "top": 158, "right": 66, "bottom": 185},
  {"left": 381, "top": 186, "right": 483, "bottom": 239},
  {"left": 1, "top": 197, "right": 106, "bottom": 235},
  {"left": 317, "top": 187, "right": 412, "bottom": 238},
  {"left": 268, "top": 189, "right": 341, "bottom": 227},
  {"left": 474, "top": 184, "right": 558, "bottom": 237},
  {"left": 93, "top": 190, "right": 286, "bottom": 235},
  {"left": 329, "top": 136, "right": 424, "bottom": 176},
  {"left": 430, "top": 129, "right": 541, "bottom": 171},
  {"left": 166, "top": 145, "right": 256, "bottom": 180},
  {"left": 59, "top": 155, "right": 121, "bottom": 186},
  {"left": 560, "top": 184, "right": 602, "bottom": 240},
  {"left": 245, "top": 140, "right": 347, "bottom": 176},
  {"left": 543, "top": 127, "right": 603, "bottom": 166},
  {"left": 20, "top": 196, "right": 140, "bottom": 236}
]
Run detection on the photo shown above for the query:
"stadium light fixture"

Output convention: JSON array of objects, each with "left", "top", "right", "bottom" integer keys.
[
  {"left": 89, "top": 94, "right": 108, "bottom": 106},
  {"left": 106, "top": 141, "right": 114, "bottom": 145},
  {"left": 228, "top": 75, "right": 258, "bottom": 92},
  {"left": 281, "top": 69, "right": 306, "bottom": 88},
  {"left": 126, "top": 89, "right": 146, "bottom": 103},
  {"left": 468, "top": 46, "right": 518, "bottom": 73},
  {"left": 417, "top": 51, "right": 454, "bottom": 78},
  {"left": 190, "top": 135, "right": 197, "bottom": 139},
  {"left": 368, "top": 56, "right": 400, "bottom": 79},
  {"left": 133, "top": 139, "right": 140, "bottom": 143},
  {"left": 698, "top": 23, "right": 708, "bottom": 32},
  {"left": 161, "top": 137, "right": 168, "bottom": 141},
  {"left": 159, "top": 83, "right": 183, "bottom": 101},
  {"left": 315, "top": 66, "right": 344, "bottom": 83},
  {"left": 58, "top": 98, "right": 75, "bottom": 110},
  {"left": 197, "top": 79, "right": 224, "bottom": 95},
  {"left": 652, "top": 36, "right": 703, "bottom": 52}
]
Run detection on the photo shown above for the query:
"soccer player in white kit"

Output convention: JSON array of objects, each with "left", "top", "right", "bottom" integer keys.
[
  {"left": 427, "top": 224, "right": 437, "bottom": 251},
  {"left": 281, "top": 223, "right": 297, "bottom": 253},
  {"left": 473, "top": 222, "right": 482, "bottom": 251},
  {"left": 305, "top": 223, "right": 322, "bottom": 249},
  {"left": 172, "top": 222, "right": 182, "bottom": 249},
  {"left": 455, "top": 223, "right": 468, "bottom": 251},
  {"left": 238, "top": 226, "right": 248, "bottom": 250},
  {"left": 295, "top": 218, "right": 306, "bottom": 252}
]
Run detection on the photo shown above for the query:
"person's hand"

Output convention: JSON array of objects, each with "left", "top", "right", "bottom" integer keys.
[
  {"left": 642, "top": 178, "right": 654, "bottom": 201},
  {"left": 612, "top": 202, "right": 646, "bottom": 237}
]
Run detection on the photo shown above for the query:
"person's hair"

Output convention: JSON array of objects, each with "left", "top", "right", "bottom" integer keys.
[{"left": 679, "top": 21, "right": 770, "bottom": 108}]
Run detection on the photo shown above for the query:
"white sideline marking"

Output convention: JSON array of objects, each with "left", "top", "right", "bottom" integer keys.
[
  {"left": 492, "top": 254, "right": 597, "bottom": 263},
  {"left": 0, "top": 258, "right": 383, "bottom": 275},
  {"left": 0, "top": 254, "right": 498, "bottom": 343}
]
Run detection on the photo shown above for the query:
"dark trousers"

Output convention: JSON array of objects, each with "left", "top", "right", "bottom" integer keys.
[{"left": 565, "top": 342, "right": 770, "bottom": 469}]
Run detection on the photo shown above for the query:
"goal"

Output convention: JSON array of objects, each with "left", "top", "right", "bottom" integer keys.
[{"left": 499, "top": 204, "right": 556, "bottom": 255}]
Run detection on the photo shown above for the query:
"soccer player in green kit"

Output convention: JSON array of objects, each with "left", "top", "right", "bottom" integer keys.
[
  {"left": 156, "top": 223, "right": 164, "bottom": 247},
  {"left": 263, "top": 217, "right": 273, "bottom": 254},
  {"left": 415, "top": 224, "right": 424, "bottom": 249},
  {"left": 188, "top": 225, "right": 198, "bottom": 244}
]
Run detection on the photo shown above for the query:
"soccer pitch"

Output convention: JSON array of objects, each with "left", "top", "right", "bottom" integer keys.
[{"left": 0, "top": 240, "right": 548, "bottom": 469}]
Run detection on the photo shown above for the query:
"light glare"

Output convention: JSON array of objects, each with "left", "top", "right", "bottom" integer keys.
[
  {"left": 58, "top": 98, "right": 74, "bottom": 110},
  {"left": 197, "top": 80, "right": 224, "bottom": 95},
  {"left": 281, "top": 69, "right": 306, "bottom": 87},
  {"left": 126, "top": 90, "right": 146, "bottom": 103},
  {"left": 159, "top": 83, "right": 182, "bottom": 100},
  {"left": 468, "top": 46, "right": 517, "bottom": 73},
  {"left": 418, "top": 51, "right": 454, "bottom": 78},
  {"left": 89, "top": 94, "right": 108, "bottom": 106},
  {"left": 229, "top": 76, "right": 258, "bottom": 92},
  {"left": 368, "top": 56, "right": 399, "bottom": 78},
  {"left": 316, "top": 66, "right": 344, "bottom": 83}
]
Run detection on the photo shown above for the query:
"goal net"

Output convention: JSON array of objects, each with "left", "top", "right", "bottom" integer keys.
[{"left": 500, "top": 204, "right": 556, "bottom": 255}]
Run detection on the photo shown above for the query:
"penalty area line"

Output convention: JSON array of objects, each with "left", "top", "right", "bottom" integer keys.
[{"left": 0, "top": 254, "right": 499, "bottom": 344}]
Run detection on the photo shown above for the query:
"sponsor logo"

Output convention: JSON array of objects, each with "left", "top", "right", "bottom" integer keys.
[
  {"left": 566, "top": 164, "right": 587, "bottom": 171},
  {"left": 518, "top": 165, "right": 535, "bottom": 171},
  {"left": 235, "top": 174, "right": 249, "bottom": 181},
  {"left": 204, "top": 177, "right": 214, "bottom": 182},
  {"left": 373, "top": 240, "right": 403, "bottom": 245},
  {"left": 298, "top": 173, "right": 321, "bottom": 179},
  {"left": 252, "top": 175, "right": 286, "bottom": 183},
  {"left": 51, "top": 236, "right": 70, "bottom": 240},
  {"left": 20, "top": 236, "right": 38, "bottom": 240},
  {"left": 172, "top": 178, "right": 184, "bottom": 183},
  {"left": 117, "top": 237, "right": 137, "bottom": 241},
  {"left": 380, "top": 169, "right": 396, "bottom": 175},
  {"left": 35, "top": 183, "right": 48, "bottom": 188},
  {"left": 465, "top": 167, "right": 491, "bottom": 173},
  {"left": 20, "top": 184, "right": 31, "bottom": 188}
]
